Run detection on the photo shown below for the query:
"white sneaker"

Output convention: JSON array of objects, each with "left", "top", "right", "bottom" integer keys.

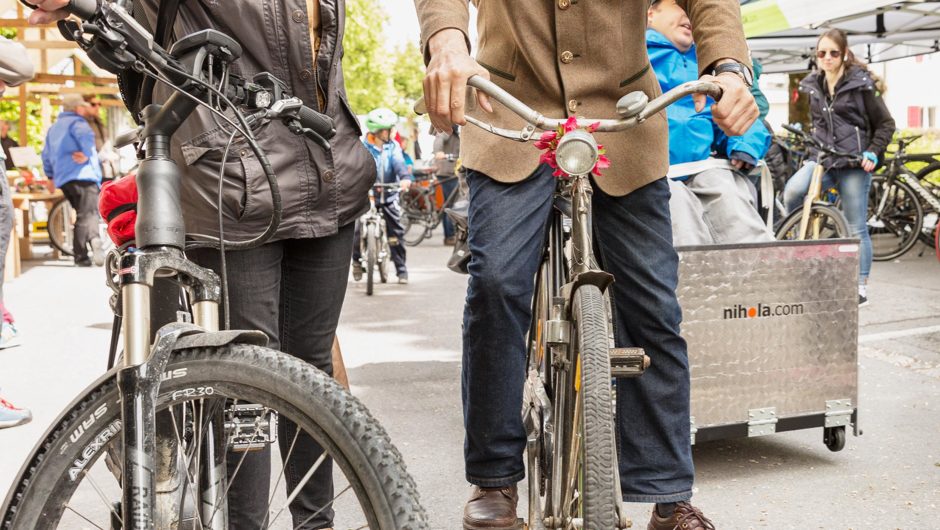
[
  {"left": 0, "top": 322, "right": 19, "bottom": 349},
  {"left": 90, "top": 237, "right": 106, "bottom": 267}
]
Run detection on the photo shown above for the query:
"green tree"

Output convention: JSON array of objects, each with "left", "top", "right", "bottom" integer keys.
[
  {"left": 342, "top": 0, "right": 390, "bottom": 115},
  {"left": 388, "top": 42, "right": 425, "bottom": 117}
]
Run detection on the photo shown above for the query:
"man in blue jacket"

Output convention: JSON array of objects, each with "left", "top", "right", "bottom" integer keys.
[
  {"left": 648, "top": 0, "right": 773, "bottom": 245},
  {"left": 41, "top": 93, "right": 103, "bottom": 266},
  {"left": 352, "top": 108, "right": 413, "bottom": 283}
]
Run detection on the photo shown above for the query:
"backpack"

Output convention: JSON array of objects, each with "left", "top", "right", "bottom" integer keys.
[{"left": 116, "top": 0, "right": 186, "bottom": 123}]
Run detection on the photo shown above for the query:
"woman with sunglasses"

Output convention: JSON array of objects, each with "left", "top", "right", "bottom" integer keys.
[{"left": 782, "top": 28, "right": 895, "bottom": 306}]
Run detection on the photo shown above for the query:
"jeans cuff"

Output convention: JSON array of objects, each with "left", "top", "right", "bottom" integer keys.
[
  {"left": 621, "top": 490, "right": 693, "bottom": 504},
  {"left": 466, "top": 470, "right": 525, "bottom": 489}
]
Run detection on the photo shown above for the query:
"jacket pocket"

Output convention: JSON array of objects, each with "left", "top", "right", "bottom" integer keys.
[
  {"left": 620, "top": 63, "right": 651, "bottom": 88},
  {"left": 180, "top": 131, "right": 259, "bottom": 221},
  {"left": 339, "top": 95, "right": 363, "bottom": 138}
]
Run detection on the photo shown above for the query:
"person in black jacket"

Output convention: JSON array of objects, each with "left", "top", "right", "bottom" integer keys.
[{"left": 782, "top": 28, "right": 895, "bottom": 306}]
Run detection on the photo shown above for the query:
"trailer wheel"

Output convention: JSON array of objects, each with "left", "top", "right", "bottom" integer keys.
[{"left": 824, "top": 426, "right": 846, "bottom": 452}]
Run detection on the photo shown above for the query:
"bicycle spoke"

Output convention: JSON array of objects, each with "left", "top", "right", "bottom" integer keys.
[
  {"left": 260, "top": 427, "right": 302, "bottom": 526},
  {"left": 77, "top": 471, "right": 122, "bottom": 527},
  {"left": 207, "top": 406, "right": 273, "bottom": 526},
  {"left": 266, "top": 452, "right": 328, "bottom": 529},
  {"left": 169, "top": 404, "right": 207, "bottom": 530},
  {"left": 63, "top": 503, "right": 107, "bottom": 530},
  {"left": 292, "top": 484, "right": 354, "bottom": 530}
]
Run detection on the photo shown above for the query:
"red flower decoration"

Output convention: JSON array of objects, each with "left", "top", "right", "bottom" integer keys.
[{"left": 534, "top": 116, "right": 610, "bottom": 178}]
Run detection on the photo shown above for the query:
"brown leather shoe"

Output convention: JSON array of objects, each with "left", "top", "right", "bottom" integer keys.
[
  {"left": 647, "top": 501, "right": 716, "bottom": 530},
  {"left": 462, "top": 485, "right": 522, "bottom": 530}
]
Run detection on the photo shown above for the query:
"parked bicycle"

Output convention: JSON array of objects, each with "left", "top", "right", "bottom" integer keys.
[
  {"left": 400, "top": 155, "right": 461, "bottom": 246},
  {"left": 775, "top": 124, "right": 854, "bottom": 241},
  {"left": 867, "top": 135, "right": 940, "bottom": 260},
  {"left": 421, "top": 76, "right": 723, "bottom": 530},
  {"left": 1, "top": 2, "right": 426, "bottom": 529},
  {"left": 356, "top": 183, "right": 398, "bottom": 295},
  {"left": 47, "top": 193, "right": 115, "bottom": 261}
]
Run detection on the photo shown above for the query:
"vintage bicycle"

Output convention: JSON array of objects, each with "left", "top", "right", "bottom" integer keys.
[{"left": 1, "top": 1, "right": 427, "bottom": 529}]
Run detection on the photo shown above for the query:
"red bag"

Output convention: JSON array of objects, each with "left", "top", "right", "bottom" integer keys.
[{"left": 98, "top": 174, "right": 137, "bottom": 245}]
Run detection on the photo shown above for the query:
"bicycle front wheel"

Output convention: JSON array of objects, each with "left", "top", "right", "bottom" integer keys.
[
  {"left": 47, "top": 198, "right": 75, "bottom": 257},
  {"left": 1, "top": 344, "right": 427, "bottom": 530},
  {"left": 567, "top": 285, "right": 620, "bottom": 530},
  {"left": 775, "top": 204, "right": 850, "bottom": 241},
  {"left": 867, "top": 175, "right": 924, "bottom": 261}
]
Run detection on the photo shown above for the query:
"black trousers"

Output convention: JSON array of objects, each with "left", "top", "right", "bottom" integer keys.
[
  {"left": 60, "top": 180, "right": 100, "bottom": 261},
  {"left": 181, "top": 224, "right": 354, "bottom": 529}
]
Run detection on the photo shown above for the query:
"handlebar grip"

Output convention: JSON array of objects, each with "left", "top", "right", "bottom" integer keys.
[
  {"left": 704, "top": 83, "right": 723, "bottom": 101},
  {"left": 782, "top": 124, "right": 805, "bottom": 136},
  {"left": 68, "top": 0, "right": 99, "bottom": 19},
  {"left": 297, "top": 105, "right": 336, "bottom": 140}
]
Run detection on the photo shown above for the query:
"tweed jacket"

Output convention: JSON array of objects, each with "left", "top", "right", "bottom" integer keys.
[{"left": 415, "top": 0, "right": 751, "bottom": 196}]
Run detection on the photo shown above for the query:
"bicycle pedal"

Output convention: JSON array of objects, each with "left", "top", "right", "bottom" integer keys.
[
  {"left": 224, "top": 404, "right": 278, "bottom": 452},
  {"left": 610, "top": 347, "right": 649, "bottom": 378}
]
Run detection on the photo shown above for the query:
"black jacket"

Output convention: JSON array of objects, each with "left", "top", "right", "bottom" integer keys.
[
  {"left": 139, "top": 0, "right": 375, "bottom": 241},
  {"left": 800, "top": 65, "right": 895, "bottom": 170}
]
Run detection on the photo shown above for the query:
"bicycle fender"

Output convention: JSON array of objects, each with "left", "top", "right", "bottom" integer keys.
[
  {"left": 562, "top": 270, "right": 615, "bottom": 307},
  {"left": 171, "top": 329, "right": 269, "bottom": 351}
]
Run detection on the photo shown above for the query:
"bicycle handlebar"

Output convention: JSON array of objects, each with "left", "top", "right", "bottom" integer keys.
[
  {"left": 415, "top": 76, "right": 722, "bottom": 141},
  {"left": 780, "top": 123, "right": 860, "bottom": 161}
]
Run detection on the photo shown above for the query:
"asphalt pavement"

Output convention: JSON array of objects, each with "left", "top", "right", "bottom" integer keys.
[{"left": 1, "top": 235, "right": 938, "bottom": 529}]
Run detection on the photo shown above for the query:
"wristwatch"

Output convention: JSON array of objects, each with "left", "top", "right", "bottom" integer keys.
[{"left": 712, "top": 62, "right": 753, "bottom": 87}]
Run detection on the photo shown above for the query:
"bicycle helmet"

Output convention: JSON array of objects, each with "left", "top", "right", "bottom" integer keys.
[{"left": 366, "top": 108, "right": 398, "bottom": 133}]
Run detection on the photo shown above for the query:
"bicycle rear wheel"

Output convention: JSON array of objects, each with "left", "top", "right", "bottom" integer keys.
[
  {"left": 867, "top": 175, "right": 924, "bottom": 261},
  {"left": 1, "top": 344, "right": 427, "bottom": 530},
  {"left": 775, "top": 204, "right": 850, "bottom": 241},
  {"left": 47, "top": 198, "right": 76, "bottom": 257}
]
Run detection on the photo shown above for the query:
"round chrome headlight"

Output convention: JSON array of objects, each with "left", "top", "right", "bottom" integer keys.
[{"left": 555, "top": 129, "right": 599, "bottom": 176}]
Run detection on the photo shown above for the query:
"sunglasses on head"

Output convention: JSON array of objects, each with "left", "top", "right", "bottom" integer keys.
[{"left": 816, "top": 50, "right": 842, "bottom": 59}]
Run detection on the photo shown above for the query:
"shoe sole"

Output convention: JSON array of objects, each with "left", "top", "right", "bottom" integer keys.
[
  {"left": 462, "top": 519, "right": 524, "bottom": 530},
  {"left": 0, "top": 417, "right": 31, "bottom": 429}
]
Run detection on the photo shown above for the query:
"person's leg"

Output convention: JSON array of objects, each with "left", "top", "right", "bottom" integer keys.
[
  {"left": 382, "top": 199, "right": 407, "bottom": 277},
  {"left": 462, "top": 166, "right": 555, "bottom": 487},
  {"left": 592, "top": 177, "right": 694, "bottom": 504},
  {"left": 439, "top": 175, "right": 460, "bottom": 240},
  {"left": 59, "top": 182, "right": 89, "bottom": 261},
  {"left": 0, "top": 176, "right": 13, "bottom": 306},
  {"left": 782, "top": 161, "right": 817, "bottom": 214},
  {"left": 666, "top": 177, "right": 714, "bottom": 246},
  {"left": 685, "top": 168, "right": 774, "bottom": 244},
  {"left": 74, "top": 181, "right": 101, "bottom": 257},
  {"left": 277, "top": 224, "right": 355, "bottom": 529},
  {"left": 187, "top": 243, "right": 284, "bottom": 530},
  {"left": 833, "top": 168, "right": 873, "bottom": 286}
]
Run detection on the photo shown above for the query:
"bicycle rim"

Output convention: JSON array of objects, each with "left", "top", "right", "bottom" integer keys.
[
  {"left": 1, "top": 344, "right": 428, "bottom": 530},
  {"left": 775, "top": 205, "right": 849, "bottom": 241},
  {"left": 47, "top": 199, "right": 76, "bottom": 257},
  {"left": 867, "top": 176, "right": 923, "bottom": 261}
]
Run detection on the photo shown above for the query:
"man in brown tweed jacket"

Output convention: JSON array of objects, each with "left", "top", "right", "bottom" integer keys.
[{"left": 415, "top": 0, "right": 758, "bottom": 528}]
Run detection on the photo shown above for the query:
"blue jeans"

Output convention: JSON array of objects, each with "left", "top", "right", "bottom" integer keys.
[
  {"left": 782, "top": 162, "right": 872, "bottom": 283},
  {"left": 463, "top": 166, "right": 694, "bottom": 503}
]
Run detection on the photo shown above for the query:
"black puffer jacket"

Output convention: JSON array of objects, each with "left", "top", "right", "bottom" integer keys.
[{"left": 800, "top": 65, "right": 895, "bottom": 170}]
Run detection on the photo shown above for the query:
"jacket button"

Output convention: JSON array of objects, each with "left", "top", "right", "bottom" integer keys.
[
  {"left": 568, "top": 99, "right": 578, "bottom": 113},
  {"left": 300, "top": 69, "right": 312, "bottom": 80},
  {"left": 560, "top": 51, "right": 574, "bottom": 64},
  {"left": 292, "top": 9, "right": 305, "bottom": 23},
  {"left": 239, "top": 149, "right": 248, "bottom": 157},
  {"left": 322, "top": 169, "right": 335, "bottom": 183},
  {"left": 558, "top": 0, "right": 571, "bottom": 9}
]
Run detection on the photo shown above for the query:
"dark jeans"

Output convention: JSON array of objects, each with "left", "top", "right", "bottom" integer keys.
[
  {"left": 439, "top": 174, "right": 460, "bottom": 239},
  {"left": 186, "top": 224, "right": 354, "bottom": 530},
  {"left": 60, "top": 180, "right": 100, "bottom": 262},
  {"left": 463, "top": 166, "right": 694, "bottom": 502},
  {"left": 352, "top": 199, "right": 407, "bottom": 276}
]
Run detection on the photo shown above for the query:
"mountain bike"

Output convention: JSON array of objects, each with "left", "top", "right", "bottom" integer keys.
[
  {"left": 1, "top": 2, "right": 427, "bottom": 529},
  {"left": 775, "top": 124, "right": 852, "bottom": 241},
  {"left": 400, "top": 155, "right": 461, "bottom": 246},
  {"left": 356, "top": 183, "right": 397, "bottom": 295},
  {"left": 421, "top": 76, "right": 722, "bottom": 530}
]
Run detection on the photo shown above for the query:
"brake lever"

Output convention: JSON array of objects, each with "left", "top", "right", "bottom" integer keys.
[{"left": 287, "top": 122, "right": 330, "bottom": 150}]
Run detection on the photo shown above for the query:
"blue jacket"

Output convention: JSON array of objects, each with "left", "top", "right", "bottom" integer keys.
[
  {"left": 363, "top": 137, "right": 410, "bottom": 202},
  {"left": 41, "top": 111, "right": 101, "bottom": 188},
  {"left": 646, "top": 30, "right": 770, "bottom": 178}
]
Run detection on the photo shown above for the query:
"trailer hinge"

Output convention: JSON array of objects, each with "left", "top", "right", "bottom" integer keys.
[
  {"left": 747, "top": 407, "right": 778, "bottom": 437},
  {"left": 825, "top": 399, "right": 853, "bottom": 428}
]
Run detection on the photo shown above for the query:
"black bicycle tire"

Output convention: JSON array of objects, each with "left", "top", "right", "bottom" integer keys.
[
  {"left": 402, "top": 214, "right": 430, "bottom": 247},
  {"left": 914, "top": 162, "right": 940, "bottom": 248},
  {"left": 366, "top": 225, "right": 377, "bottom": 296},
  {"left": 0, "top": 344, "right": 428, "bottom": 530},
  {"left": 868, "top": 175, "right": 924, "bottom": 261},
  {"left": 572, "top": 285, "right": 620, "bottom": 530},
  {"left": 47, "top": 198, "right": 75, "bottom": 257},
  {"left": 775, "top": 204, "right": 850, "bottom": 240}
]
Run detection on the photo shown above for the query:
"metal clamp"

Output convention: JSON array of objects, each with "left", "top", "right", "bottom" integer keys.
[
  {"left": 747, "top": 407, "right": 778, "bottom": 437},
  {"left": 825, "top": 399, "right": 853, "bottom": 428}
]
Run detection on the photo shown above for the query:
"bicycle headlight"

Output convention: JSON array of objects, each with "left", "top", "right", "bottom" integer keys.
[{"left": 555, "top": 130, "right": 599, "bottom": 177}]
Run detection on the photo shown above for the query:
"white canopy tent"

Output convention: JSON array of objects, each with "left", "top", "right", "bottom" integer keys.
[{"left": 742, "top": 0, "right": 940, "bottom": 73}]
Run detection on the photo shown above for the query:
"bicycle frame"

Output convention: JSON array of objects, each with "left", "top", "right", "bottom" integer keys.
[{"left": 797, "top": 161, "right": 830, "bottom": 240}]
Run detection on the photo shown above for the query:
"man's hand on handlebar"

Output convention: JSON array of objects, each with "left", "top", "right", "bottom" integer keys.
[
  {"left": 696, "top": 66, "right": 759, "bottom": 137},
  {"left": 23, "top": 0, "right": 71, "bottom": 25},
  {"left": 424, "top": 29, "right": 493, "bottom": 133}
]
